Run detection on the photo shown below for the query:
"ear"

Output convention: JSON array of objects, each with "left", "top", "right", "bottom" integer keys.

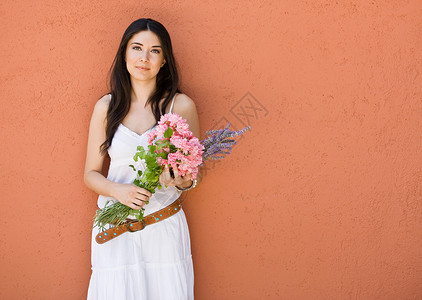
[{"left": 162, "top": 59, "right": 166, "bottom": 67}]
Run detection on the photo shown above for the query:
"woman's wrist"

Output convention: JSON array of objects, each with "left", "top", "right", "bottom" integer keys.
[
  {"left": 108, "top": 181, "right": 120, "bottom": 199},
  {"left": 176, "top": 179, "right": 197, "bottom": 191},
  {"left": 177, "top": 179, "right": 193, "bottom": 189}
]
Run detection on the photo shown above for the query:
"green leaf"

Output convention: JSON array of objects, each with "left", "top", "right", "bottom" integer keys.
[
  {"left": 129, "top": 165, "right": 136, "bottom": 171},
  {"left": 155, "top": 139, "right": 167, "bottom": 148},
  {"left": 145, "top": 156, "right": 154, "bottom": 164},
  {"left": 164, "top": 127, "right": 173, "bottom": 138}
]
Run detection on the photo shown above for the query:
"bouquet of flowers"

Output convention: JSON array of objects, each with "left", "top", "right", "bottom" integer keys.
[{"left": 94, "top": 113, "right": 250, "bottom": 230}]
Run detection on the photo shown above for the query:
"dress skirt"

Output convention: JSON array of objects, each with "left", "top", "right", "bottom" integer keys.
[{"left": 87, "top": 208, "right": 194, "bottom": 300}]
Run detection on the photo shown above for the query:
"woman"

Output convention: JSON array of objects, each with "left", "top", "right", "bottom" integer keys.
[{"left": 84, "top": 18, "right": 199, "bottom": 299}]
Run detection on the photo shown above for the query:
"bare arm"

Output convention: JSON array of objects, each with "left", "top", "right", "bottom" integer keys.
[{"left": 84, "top": 95, "right": 151, "bottom": 209}]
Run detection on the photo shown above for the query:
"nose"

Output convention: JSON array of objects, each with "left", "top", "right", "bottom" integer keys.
[{"left": 139, "top": 50, "right": 149, "bottom": 62}]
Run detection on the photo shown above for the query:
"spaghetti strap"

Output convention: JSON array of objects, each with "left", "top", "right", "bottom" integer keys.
[{"left": 169, "top": 93, "right": 177, "bottom": 113}]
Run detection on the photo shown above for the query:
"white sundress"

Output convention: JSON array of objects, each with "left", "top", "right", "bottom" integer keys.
[{"left": 87, "top": 94, "right": 194, "bottom": 300}]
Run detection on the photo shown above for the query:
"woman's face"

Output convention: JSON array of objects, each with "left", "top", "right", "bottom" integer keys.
[{"left": 125, "top": 30, "right": 166, "bottom": 82}]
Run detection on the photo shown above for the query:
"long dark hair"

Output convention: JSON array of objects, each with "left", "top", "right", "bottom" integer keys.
[{"left": 101, "top": 18, "right": 180, "bottom": 153}]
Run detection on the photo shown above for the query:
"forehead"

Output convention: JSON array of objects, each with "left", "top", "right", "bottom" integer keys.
[{"left": 128, "top": 30, "right": 162, "bottom": 47}]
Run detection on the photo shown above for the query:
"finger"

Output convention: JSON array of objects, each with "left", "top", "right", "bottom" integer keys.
[
  {"left": 162, "top": 165, "right": 172, "bottom": 183},
  {"left": 159, "top": 172, "right": 171, "bottom": 186},
  {"left": 183, "top": 173, "right": 192, "bottom": 181},
  {"left": 136, "top": 187, "right": 152, "bottom": 198},
  {"left": 175, "top": 172, "right": 190, "bottom": 186},
  {"left": 172, "top": 166, "right": 180, "bottom": 179},
  {"left": 133, "top": 192, "right": 150, "bottom": 203},
  {"left": 134, "top": 195, "right": 149, "bottom": 203},
  {"left": 127, "top": 200, "right": 144, "bottom": 210},
  {"left": 159, "top": 173, "right": 165, "bottom": 185}
]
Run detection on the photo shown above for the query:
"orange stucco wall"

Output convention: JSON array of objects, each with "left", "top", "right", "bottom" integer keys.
[{"left": 1, "top": 1, "right": 421, "bottom": 299}]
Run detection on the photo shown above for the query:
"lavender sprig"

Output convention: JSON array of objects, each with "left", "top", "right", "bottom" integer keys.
[{"left": 200, "top": 124, "right": 251, "bottom": 161}]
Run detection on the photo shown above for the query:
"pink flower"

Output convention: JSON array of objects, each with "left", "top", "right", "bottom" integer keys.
[{"left": 148, "top": 113, "right": 204, "bottom": 179}]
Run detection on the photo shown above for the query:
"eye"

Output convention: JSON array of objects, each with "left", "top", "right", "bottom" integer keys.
[
  {"left": 133, "top": 46, "right": 141, "bottom": 50},
  {"left": 152, "top": 49, "right": 160, "bottom": 54}
]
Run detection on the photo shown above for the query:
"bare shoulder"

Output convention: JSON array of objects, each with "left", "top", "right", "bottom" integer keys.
[
  {"left": 171, "top": 93, "right": 200, "bottom": 137},
  {"left": 92, "top": 94, "right": 111, "bottom": 118},
  {"left": 172, "top": 93, "right": 197, "bottom": 113},
  {"left": 95, "top": 94, "right": 111, "bottom": 111}
]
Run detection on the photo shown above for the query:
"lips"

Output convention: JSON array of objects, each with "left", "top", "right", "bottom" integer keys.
[{"left": 136, "top": 66, "right": 150, "bottom": 71}]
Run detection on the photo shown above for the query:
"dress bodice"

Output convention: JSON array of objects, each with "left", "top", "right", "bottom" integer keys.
[{"left": 97, "top": 93, "right": 181, "bottom": 217}]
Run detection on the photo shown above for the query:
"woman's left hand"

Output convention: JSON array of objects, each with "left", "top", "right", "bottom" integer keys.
[{"left": 159, "top": 165, "right": 192, "bottom": 189}]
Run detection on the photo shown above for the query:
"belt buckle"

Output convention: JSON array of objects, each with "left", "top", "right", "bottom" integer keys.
[{"left": 127, "top": 219, "right": 146, "bottom": 232}]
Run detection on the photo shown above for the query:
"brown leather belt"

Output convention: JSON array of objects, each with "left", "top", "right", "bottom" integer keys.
[{"left": 95, "top": 199, "right": 182, "bottom": 244}]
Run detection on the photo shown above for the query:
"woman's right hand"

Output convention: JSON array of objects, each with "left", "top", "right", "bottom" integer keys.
[{"left": 111, "top": 183, "right": 152, "bottom": 210}]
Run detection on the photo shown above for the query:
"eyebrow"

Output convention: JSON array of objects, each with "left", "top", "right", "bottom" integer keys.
[{"left": 130, "top": 42, "right": 161, "bottom": 48}]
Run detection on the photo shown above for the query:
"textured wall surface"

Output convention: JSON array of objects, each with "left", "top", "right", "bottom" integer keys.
[{"left": 1, "top": 0, "right": 421, "bottom": 299}]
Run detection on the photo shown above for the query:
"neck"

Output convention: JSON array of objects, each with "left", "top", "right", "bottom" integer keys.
[{"left": 130, "top": 77, "right": 157, "bottom": 105}]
